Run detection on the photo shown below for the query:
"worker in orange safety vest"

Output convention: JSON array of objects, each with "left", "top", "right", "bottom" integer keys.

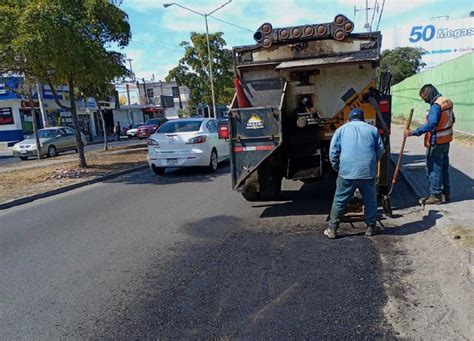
[{"left": 404, "top": 84, "right": 455, "bottom": 205}]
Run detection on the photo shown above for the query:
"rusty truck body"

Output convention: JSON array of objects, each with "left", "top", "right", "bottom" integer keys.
[{"left": 228, "top": 15, "right": 392, "bottom": 201}]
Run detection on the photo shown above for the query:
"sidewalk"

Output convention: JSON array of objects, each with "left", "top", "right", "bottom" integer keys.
[{"left": 390, "top": 124, "right": 474, "bottom": 243}]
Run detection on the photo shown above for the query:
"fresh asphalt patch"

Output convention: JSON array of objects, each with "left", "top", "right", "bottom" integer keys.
[{"left": 99, "top": 224, "right": 395, "bottom": 339}]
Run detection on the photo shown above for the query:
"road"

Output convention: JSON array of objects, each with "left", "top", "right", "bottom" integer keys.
[
  {"left": 0, "top": 139, "right": 140, "bottom": 167},
  {"left": 0, "top": 164, "right": 414, "bottom": 339}
]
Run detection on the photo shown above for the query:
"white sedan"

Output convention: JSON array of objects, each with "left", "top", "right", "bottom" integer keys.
[{"left": 147, "top": 118, "right": 230, "bottom": 175}]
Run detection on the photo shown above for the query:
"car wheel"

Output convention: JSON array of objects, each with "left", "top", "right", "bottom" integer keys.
[
  {"left": 207, "top": 149, "right": 218, "bottom": 173},
  {"left": 19, "top": 156, "right": 28, "bottom": 161},
  {"left": 47, "top": 145, "right": 57, "bottom": 157},
  {"left": 151, "top": 164, "right": 165, "bottom": 175}
]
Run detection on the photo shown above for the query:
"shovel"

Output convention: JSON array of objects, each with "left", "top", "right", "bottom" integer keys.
[{"left": 382, "top": 109, "right": 414, "bottom": 217}]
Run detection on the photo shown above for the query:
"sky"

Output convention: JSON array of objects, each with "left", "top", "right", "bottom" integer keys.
[{"left": 118, "top": 0, "right": 473, "bottom": 81}]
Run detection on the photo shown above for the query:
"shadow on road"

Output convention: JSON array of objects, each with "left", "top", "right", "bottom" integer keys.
[
  {"left": 105, "top": 161, "right": 231, "bottom": 186},
  {"left": 383, "top": 209, "right": 442, "bottom": 236},
  {"left": 397, "top": 154, "right": 474, "bottom": 203}
]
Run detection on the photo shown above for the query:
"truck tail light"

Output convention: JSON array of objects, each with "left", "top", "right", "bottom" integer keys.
[
  {"left": 186, "top": 135, "right": 207, "bottom": 144},
  {"left": 378, "top": 99, "right": 390, "bottom": 113},
  {"left": 218, "top": 125, "right": 229, "bottom": 139}
]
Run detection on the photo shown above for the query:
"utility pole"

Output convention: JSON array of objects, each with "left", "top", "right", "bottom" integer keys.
[
  {"left": 354, "top": 0, "right": 377, "bottom": 32},
  {"left": 142, "top": 78, "right": 148, "bottom": 105},
  {"left": 126, "top": 83, "right": 134, "bottom": 124},
  {"left": 127, "top": 58, "right": 135, "bottom": 81},
  {"left": 36, "top": 82, "right": 48, "bottom": 127}
]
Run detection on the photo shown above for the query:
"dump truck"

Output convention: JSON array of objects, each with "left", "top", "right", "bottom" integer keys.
[{"left": 225, "top": 14, "right": 392, "bottom": 201}]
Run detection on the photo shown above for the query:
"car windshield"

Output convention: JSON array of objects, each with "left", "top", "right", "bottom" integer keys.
[
  {"left": 145, "top": 119, "right": 162, "bottom": 125},
  {"left": 132, "top": 123, "right": 143, "bottom": 129},
  {"left": 35, "top": 129, "right": 56, "bottom": 139},
  {"left": 158, "top": 121, "right": 203, "bottom": 133}
]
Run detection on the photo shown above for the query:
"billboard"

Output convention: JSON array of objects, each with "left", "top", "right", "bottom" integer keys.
[{"left": 393, "top": 16, "right": 474, "bottom": 68}]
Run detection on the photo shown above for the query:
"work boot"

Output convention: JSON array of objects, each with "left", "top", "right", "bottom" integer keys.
[
  {"left": 365, "top": 224, "right": 381, "bottom": 236},
  {"left": 442, "top": 193, "right": 451, "bottom": 203},
  {"left": 324, "top": 227, "right": 337, "bottom": 239},
  {"left": 420, "top": 194, "right": 442, "bottom": 205}
]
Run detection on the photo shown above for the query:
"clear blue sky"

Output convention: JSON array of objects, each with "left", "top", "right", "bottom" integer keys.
[{"left": 119, "top": 0, "right": 473, "bottom": 81}]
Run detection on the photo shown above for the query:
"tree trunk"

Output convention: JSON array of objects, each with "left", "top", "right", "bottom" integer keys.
[
  {"left": 68, "top": 77, "right": 87, "bottom": 168},
  {"left": 28, "top": 85, "right": 42, "bottom": 160},
  {"left": 97, "top": 101, "right": 108, "bottom": 151}
]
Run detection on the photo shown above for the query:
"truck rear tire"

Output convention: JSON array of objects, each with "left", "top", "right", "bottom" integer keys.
[
  {"left": 241, "top": 191, "right": 260, "bottom": 202},
  {"left": 260, "top": 175, "right": 282, "bottom": 201}
]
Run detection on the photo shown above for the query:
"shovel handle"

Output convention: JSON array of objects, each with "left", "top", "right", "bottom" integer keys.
[{"left": 391, "top": 109, "right": 414, "bottom": 186}]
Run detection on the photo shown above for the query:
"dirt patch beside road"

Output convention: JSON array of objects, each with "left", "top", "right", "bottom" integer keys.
[
  {"left": 0, "top": 147, "right": 147, "bottom": 204},
  {"left": 378, "top": 209, "right": 473, "bottom": 340}
]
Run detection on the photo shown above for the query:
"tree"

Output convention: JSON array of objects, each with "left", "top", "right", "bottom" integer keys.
[
  {"left": 380, "top": 47, "right": 427, "bottom": 85},
  {"left": 78, "top": 52, "right": 129, "bottom": 151},
  {"left": 0, "top": 0, "right": 131, "bottom": 167},
  {"left": 166, "top": 32, "right": 234, "bottom": 113}
]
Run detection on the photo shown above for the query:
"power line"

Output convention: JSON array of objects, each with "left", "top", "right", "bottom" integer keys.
[
  {"left": 208, "top": 15, "right": 253, "bottom": 32},
  {"left": 370, "top": 0, "right": 379, "bottom": 31},
  {"left": 130, "top": 39, "right": 183, "bottom": 52},
  {"left": 376, "top": 0, "right": 386, "bottom": 31}
]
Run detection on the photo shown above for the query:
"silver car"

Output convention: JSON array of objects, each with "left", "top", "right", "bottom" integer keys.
[{"left": 12, "top": 127, "right": 88, "bottom": 160}]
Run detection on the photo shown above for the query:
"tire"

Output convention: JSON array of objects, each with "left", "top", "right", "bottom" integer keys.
[
  {"left": 47, "top": 145, "right": 57, "bottom": 157},
  {"left": 19, "top": 156, "right": 28, "bottom": 161},
  {"left": 241, "top": 191, "right": 260, "bottom": 202},
  {"left": 151, "top": 164, "right": 165, "bottom": 175},
  {"left": 207, "top": 149, "right": 218, "bottom": 173},
  {"left": 260, "top": 175, "right": 282, "bottom": 200}
]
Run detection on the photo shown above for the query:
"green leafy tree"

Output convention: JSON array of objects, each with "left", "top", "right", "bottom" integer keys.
[
  {"left": 78, "top": 52, "right": 129, "bottom": 151},
  {"left": 166, "top": 32, "right": 234, "bottom": 113},
  {"left": 380, "top": 47, "right": 427, "bottom": 85},
  {"left": 0, "top": 0, "right": 130, "bottom": 167}
]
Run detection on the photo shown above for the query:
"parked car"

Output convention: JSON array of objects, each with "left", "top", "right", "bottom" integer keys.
[
  {"left": 147, "top": 118, "right": 230, "bottom": 174},
  {"left": 125, "top": 122, "right": 144, "bottom": 139},
  {"left": 137, "top": 118, "right": 167, "bottom": 139},
  {"left": 11, "top": 127, "right": 88, "bottom": 160}
]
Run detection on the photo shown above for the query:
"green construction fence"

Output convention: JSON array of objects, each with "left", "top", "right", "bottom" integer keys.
[{"left": 391, "top": 52, "right": 474, "bottom": 135}]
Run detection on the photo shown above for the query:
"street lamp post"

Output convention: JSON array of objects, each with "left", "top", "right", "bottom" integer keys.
[{"left": 163, "top": 1, "right": 232, "bottom": 119}]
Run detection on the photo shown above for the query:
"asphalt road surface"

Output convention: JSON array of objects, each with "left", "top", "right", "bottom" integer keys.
[{"left": 0, "top": 163, "right": 414, "bottom": 339}]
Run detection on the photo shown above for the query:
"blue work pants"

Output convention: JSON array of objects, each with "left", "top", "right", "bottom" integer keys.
[
  {"left": 329, "top": 177, "right": 377, "bottom": 230},
  {"left": 426, "top": 143, "right": 450, "bottom": 196}
]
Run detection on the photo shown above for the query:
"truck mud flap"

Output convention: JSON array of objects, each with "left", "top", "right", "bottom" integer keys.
[{"left": 229, "top": 107, "right": 282, "bottom": 189}]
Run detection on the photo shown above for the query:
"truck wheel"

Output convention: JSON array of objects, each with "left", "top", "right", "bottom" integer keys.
[
  {"left": 260, "top": 175, "right": 282, "bottom": 200},
  {"left": 241, "top": 191, "right": 260, "bottom": 201}
]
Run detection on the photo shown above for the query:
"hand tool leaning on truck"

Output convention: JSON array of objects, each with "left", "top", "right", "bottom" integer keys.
[{"left": 403, "top": 84, "right": 455, "bottom": 205}]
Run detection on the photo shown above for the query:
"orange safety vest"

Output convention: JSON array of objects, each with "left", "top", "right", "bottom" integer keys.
[{"left": 424, "top": 96, "right": 454, "bottom": 147}]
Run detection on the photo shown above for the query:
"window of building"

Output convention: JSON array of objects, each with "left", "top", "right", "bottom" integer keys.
[
  {"left": 146, "top": 87, "right": 154, "bottom": 99},
  {"left": 172, "top": 86, "right": 179, "bottom": 98},
  {"left": 0, "top": 107, "right": 14, "bottom": 125}
]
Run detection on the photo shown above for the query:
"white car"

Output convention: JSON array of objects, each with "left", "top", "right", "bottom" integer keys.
[
  {"left": 147, "top": 118, "right": 230, "bottom": 174},
  {"left": 125, "top": 123, "right": 144, "bottom": 139}
]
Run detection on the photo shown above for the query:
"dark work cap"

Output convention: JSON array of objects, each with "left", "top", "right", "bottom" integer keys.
[{"left": 349, "top": 108, "right": 364, "bottom": 121}]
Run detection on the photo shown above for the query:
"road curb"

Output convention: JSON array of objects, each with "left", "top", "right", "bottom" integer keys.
[{"left": 0, "top": 164, "right": 148, "bottom": 210}]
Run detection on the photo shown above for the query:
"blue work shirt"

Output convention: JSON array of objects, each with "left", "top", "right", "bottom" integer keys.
[
  {"left": 330, "top": 119, "right": 385, "bottom": 179},
  {"left": 412, "top": 94, "right": 442, "bottom": 145}
]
